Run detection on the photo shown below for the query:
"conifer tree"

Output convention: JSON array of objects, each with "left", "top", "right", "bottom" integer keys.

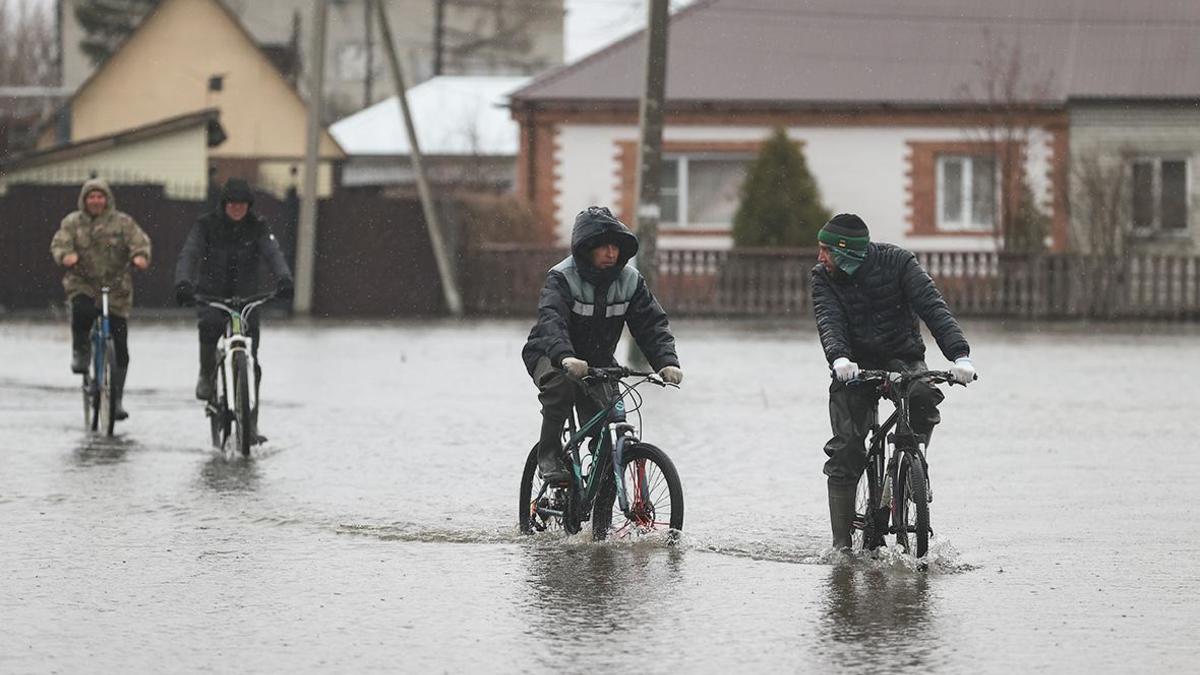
[{"left": 732, "top": 128, "right": 831, "bottom": 248}]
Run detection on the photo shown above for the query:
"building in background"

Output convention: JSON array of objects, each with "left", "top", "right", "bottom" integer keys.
[
  {"left": 510, "top": 0, "right": 1200, "bottom": 254},
  {"left": 331, "top": 75, "right": 528, "bottom": 195},
  {"left": 58, "top": 0, "right": 564, "bottom": 122},
  {"left": 41, "top": 0, "right": 344, "bottom": 199}
]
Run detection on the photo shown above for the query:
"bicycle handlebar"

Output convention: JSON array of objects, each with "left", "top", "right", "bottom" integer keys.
[
  {"left": 584, "top": 365, "right": 677, "bottom": 388},
  {"left": 194, "top": 291, "right": 277, "bottom": 307},
  {"left": 851, "top": 369, "right": 976, "bottom": 387}
]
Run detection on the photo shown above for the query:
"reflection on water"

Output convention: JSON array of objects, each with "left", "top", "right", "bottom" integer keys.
[
  {"left": 519, "top": 542, "right": 685, "bottom": 661},
  {"left": 72, "top": 434, "right": 139, "bottom": 466},
  {"left": 198, "top": 454, "right": 261, "bottom": 493},
  {"left": 819, "top": 563, "right": 937, "bottom": 667}
]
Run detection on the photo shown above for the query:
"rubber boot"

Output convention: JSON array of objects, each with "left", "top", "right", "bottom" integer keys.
[
  {"left": 536, "top": 415, "right": 570, "bottom": 484},
  {"left": 112, "top": 365, "right": 129, "bottom": 420},
  {"left": 196, "top": 345, "right": 216, "bottom": 401},
  {"left": 71, "top": 346, "right": 90, "bottom": 374},
  {"left": 828, "top": 482, "right": 857, "bottom": 551}
]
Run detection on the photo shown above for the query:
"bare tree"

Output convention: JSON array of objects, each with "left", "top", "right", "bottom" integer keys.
[
  {"left": 0, "top": 0, "right": 56, "bottom": 87},
  {"left": 1068, "top": 149, "right": 1133, "bottom": 317},
  {"left": 958, "top": 30, "right": 1055, "bottom": 255}
]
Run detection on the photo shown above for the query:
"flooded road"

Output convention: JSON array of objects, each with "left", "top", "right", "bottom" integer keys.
[{"left": 2, "top": 317, "right": 1198, "bottom": 672}]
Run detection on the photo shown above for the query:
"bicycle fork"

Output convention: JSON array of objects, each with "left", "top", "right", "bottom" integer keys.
[
  {"left": 218, "top": 334, "right": 257, "bottom": 412},
  {"left": 610, "top": 424, "right": 647, "bottom": 519}
]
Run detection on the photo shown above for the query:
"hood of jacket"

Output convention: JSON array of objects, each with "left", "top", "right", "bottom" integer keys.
[
  {"left": 570, "top": 206, "right": 639, "bottom": 282},
  {"left": 77, "top": 178, "right": 116, "bottom": 218}
]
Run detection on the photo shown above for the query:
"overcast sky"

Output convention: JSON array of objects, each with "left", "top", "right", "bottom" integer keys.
[{"left": 564, "top": 0, "right": 694, "bottom": 62}]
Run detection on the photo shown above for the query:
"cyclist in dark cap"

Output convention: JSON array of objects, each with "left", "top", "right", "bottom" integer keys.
[{"left": 811, "top": 213, "right": 977, "bottom": 551}]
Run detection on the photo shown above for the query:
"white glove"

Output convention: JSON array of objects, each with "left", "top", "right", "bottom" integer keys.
[
  {"left": 658, "top": 365, "right": 683, "bottom": 385},
  {"left": 950, "top": 357, "right": 977, "bottom": 384},
  {"left": 561, "top": 357, "right": 589, "bottom": 378},
  {"left": 831, "top": 357, "right": 859, "bottom": 382}
]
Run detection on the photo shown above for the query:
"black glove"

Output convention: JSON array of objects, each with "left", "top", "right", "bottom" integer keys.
[
  {"left": 175, "top": 281, "right": 195, "bottom": 307},
  {"left": 275, "top": 278, "right": 295, "bottom": 301}
]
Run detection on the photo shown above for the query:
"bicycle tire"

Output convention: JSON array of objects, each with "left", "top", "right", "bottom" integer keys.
[
  {"left": 894, "top": 451, "right": 930, "bottom": 557},
  {"left": 856, "top": 452, "right": 885, "bottom": 552},
  {"left": 82, "top": 373, "right": 92, "bottom": 430},
  {"left": 99, "top": 339, "right": 116, "bottom": 436},
  {"left": 519, "top": 443, "right": 575, "bottom": 535},
  {"left": 592, "top": 442, "right": 684, "bottom": 543},
  {"left": 232, "top": 352, "right": 252, "bottom": 457}
]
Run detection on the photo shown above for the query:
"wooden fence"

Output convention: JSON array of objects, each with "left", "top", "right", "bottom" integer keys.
[{"left": 463, "top": 245, "right": 1200, "bottom": 320}]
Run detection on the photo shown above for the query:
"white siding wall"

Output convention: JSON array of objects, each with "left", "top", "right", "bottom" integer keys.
[
  {"left": 1071, "top": 104, "right": 1200, "bottom": 250},
  {"left": 0, "top": 125, "right": 210, "bottom": 200},
  {"left": 555, "top": 123, "right": 1053, "bottom": 252}
]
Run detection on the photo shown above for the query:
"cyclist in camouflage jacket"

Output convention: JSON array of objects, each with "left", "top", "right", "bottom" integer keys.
[{"left": 50, "top": 178, "right": 152, "bottom": 420}]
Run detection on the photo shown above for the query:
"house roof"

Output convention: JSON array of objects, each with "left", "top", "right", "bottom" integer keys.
[
  {"left": 330, "top": 76, "right": 530, "bottom": 156},
  {"left": 2, "top": 108, "right": 223, "bottom": 171},
  {"left": 511, "top": 0, "right": 1200, "bottom": 108}
]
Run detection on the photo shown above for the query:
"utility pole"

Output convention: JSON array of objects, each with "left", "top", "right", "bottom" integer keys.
[
  {"left": 364, "top": 0, "right": 374, "bottom": 106},
  {"left": 627, "top": 0, "right": 669, "bottom": 367},
  {"left": 294, "top": 0, "right": 329, "bottom": 315},
  {"left": 433, "top": 0, "right": 446, "bottom": 76},
  {"left": 374, "top": 0, "right": 464, "bottom": 316},
  {"left": 633, "top": 0, "right": 670, "bottom": 292}
]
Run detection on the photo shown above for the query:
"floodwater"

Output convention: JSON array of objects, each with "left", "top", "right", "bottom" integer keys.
[{"left": 1, "top": 317, "right": 1198, "bottom": 672}]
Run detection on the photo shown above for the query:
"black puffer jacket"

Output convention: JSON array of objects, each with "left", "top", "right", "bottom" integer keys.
[
  {"left": 522, "top": 208, "right": 679, "bottom": 377},
  {"left": 811, "top": 242, "right": 969, "bottom": 367},
  {"left": 175, "top": 210, "right": 292, "bottom": 297}
]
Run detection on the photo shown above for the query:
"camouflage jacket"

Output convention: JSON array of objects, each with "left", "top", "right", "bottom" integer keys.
[{"left": 49, "top": 179, "right": 152, "bottom": 317}]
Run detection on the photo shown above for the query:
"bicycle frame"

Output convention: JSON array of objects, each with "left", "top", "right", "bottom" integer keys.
[{"left": 197, "top": 294, "right": 273, "bottom": 413}]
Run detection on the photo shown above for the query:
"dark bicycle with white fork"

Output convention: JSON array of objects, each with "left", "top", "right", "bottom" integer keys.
[
  {"left": 80, "top": 286, "right": 117, "bottom": 436},
  {"left": 850, "top": 369, "right": 974, "bottom": 558},
  {"left": 519, "top": 366, "right": 685, "bottom": 542},
  {"left": 194, "top": 291, "right": 275, "bottom": 459}
]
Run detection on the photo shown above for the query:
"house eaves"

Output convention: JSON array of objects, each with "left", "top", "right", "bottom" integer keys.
[{"left": 3, "top": 108, "right": 223, "bottom": 171}]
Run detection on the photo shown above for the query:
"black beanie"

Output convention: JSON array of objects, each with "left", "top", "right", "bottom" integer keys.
[
  {"left": 818, "top": 213, "right": 869, "bottom": 250},
  {"left": 221, "top": 178, "right": 255, "bottom": 205}
]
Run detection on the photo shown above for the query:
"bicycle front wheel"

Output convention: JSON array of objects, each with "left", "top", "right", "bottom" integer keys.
[
  {"left": 894, "top": 451, "right": 930, "bottom": 557},
  {"left": 592, "top": 442, "right": 683, "bottom": 543},
  {"left": 519, "top": 444, "right": 576, "bottom": 535},
  {"left": 855, "top": 452, "right": 885, "bottom": 552},
  {"left": 98, "top": 339, "right": 116, "bottom": 436},
  {"left": 232, "top": 352, "right": 253, "bottom": 457}
]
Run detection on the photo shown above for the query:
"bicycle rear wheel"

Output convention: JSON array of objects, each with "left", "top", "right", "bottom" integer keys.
[
  {"left": 894, "top": 451, "right": 930, "bottom": 557},
  {"left": 592, "top": 442, "right": 683, "bottom": 543},
  {"left": 232, "top": 352, "right": 252, "bottom": 457},
  {"left": 98, "top": 339, "right": 116, "bottom": 436},
  {"left": 519, "top": 444, "right": 577, "bottom": 535}
]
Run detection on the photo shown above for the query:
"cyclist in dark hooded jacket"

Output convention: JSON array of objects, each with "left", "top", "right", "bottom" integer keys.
[{"left": 522, "top": 206, "right": 682, "bottom": 482}]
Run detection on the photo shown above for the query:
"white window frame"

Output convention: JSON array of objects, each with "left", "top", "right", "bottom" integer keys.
[
  {"left": 935, "top": 154, "right": 998, "bottom": 232},
  {"left": 660, "top": 153, "right": 753, "bottom": 230},
  {"left": 1128, "top": 156, "right": 1191, "bottom": 234}
]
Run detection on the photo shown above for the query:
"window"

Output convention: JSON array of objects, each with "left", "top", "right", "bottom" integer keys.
[
  {"left": 658, "top": 155, "right": 750, "bottom": 229},
  {"left": 936, "top": 154, "right": 996, "bottom": 231},
  {"left": 1131, "top": 158, "right": 1189, "bottom": 232}
]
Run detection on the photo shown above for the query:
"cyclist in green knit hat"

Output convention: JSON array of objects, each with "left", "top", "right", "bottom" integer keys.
[{"left": 810, "top": 213, "right": 977, "bottom": 552}]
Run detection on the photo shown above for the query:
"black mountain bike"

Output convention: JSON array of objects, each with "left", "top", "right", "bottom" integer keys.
[
  {"left": 851, "top": 369, "right": 973, "bottom": 558},
  {"left": 194, "top": 292, "right": 275, "bottom": 458},
  {"left": 519, "top": 366, "right": 684, "bottom": 542}
]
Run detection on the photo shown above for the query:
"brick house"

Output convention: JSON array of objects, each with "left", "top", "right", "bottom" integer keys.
[{"left": 509, "top": 0, "right": 1200, "bottom": 253}]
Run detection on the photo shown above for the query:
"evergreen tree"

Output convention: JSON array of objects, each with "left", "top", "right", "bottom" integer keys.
[
  {"left": 732, "top": 128, "right": 831, "bottom": 248},
  {"left": 1005, "top": 176, "right": 1049, "bottom": 254},
  {"left": 75, "top": 0, "right": 161, "bottom": 66}
]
